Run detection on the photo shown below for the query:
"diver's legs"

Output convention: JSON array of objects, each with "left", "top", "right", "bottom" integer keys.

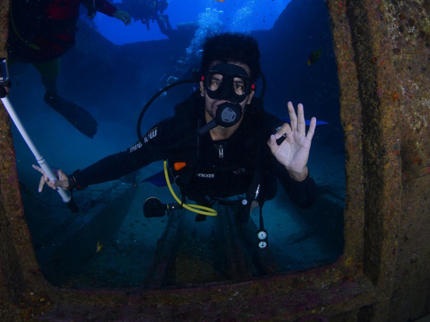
[
  {"left": 32, "top": 60, "right": 99, "bottom": 138},
  {"left": 32, "top": 59, "right": 60, "bottom": 94},
  {"left": 156, "top": 15, "right": 175, "bottom": 37},
  {"left": 162, "top": 14, "right": 172, "bottom": 31}
]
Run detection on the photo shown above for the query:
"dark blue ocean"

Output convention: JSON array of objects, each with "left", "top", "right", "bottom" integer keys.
[
  {"left": 92, "top": 0, "right": 292, "bottom": 44},
  {"left": 8, "top": 0, "right": 345, "bottom": 288}
]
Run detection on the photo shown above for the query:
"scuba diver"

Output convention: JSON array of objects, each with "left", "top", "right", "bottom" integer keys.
[
  {"left": 34, "top": 33, "right": 317, "bottom": 227},
  {"left": 117, "top": 0, "right": 175, "bottom": 37},
  {"left": 7, "top": 0, "right": 131, "bottom": 138},
  {"left": 160, "top": 49, "right": 203, "bottom": 88}
]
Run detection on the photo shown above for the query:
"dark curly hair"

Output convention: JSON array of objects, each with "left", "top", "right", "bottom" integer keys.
[{"left": 200, "top": 33, "right": 261, "bottom": 83}]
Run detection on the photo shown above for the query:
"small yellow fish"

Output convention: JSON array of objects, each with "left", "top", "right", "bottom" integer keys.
[
  {"left": 96, "top": 239, "right": 103, "bottom": 252},
  {"left": 308, "top": 48, "right": 323, "bottom": 66}
]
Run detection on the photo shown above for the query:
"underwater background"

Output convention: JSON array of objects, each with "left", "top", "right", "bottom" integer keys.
[{"left": 8, "top": 0, "right": 345, "bottom": 288}]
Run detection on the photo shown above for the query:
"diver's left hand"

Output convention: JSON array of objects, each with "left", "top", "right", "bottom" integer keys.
[
  {"left": 114, "top": 10, "right": 131, "bottom": 26},
  {"left": 32, "top": 165, "right": 71, "bottom": 192},
  {"left": 267, "top": 102, "right": 316, "bottom": 182}
]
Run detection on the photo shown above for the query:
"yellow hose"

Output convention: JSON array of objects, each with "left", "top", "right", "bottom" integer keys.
[{"left": 164, "top": 160, "right": 217, "bottom": 216}]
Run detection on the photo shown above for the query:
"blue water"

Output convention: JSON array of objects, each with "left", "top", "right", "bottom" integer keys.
[
  {"left": 8, "top": 0, "right": 345, "bottom": 288},
  {"left": 90, "top": 0, "right": 291, "bottom": 44}
]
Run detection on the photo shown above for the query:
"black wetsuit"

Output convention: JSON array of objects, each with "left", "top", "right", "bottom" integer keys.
[{"left": 73, "top": 93, "right": 317, "bottom": 208}]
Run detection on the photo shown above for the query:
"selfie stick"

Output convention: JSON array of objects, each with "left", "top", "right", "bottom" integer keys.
[{"left": 0, "top": 58, "right": 78, "bottom": 212}]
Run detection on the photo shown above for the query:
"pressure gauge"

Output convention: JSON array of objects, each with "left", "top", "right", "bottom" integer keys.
[
  {"left": 258, "top": 241, "right": 268, "bottom": 249},
  {"left": 257, "top": 230, "right": 268, "bottom": 249},
  {"left": 257, "top": 230, "right": 268, "bottom": 240}
]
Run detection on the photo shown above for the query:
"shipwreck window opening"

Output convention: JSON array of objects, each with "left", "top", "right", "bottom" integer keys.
[{"left": 8, "top": 0, "right": 345, "bottom": 289}]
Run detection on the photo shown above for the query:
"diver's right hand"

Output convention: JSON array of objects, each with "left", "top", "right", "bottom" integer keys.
[{"left": 32, "top": 165, "right": 72, "bottom": 192}]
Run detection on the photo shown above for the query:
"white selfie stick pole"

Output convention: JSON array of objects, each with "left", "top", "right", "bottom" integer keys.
[
  {"left": 1, "top": 58, "right": 77, "bottom": 212},
  {"left": 1, "top": 95, "right": 72, "bottom": 203}
]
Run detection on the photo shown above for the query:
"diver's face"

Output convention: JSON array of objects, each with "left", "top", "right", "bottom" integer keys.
[{"left": 200, "top": 62, "right": 254, "bottom": 122}]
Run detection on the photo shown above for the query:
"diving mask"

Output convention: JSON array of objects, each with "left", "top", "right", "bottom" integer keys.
[{"left": 203, "top": 63, "right": 254, "bottom": 104}]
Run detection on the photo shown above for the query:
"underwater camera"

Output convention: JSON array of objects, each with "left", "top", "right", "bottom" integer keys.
[{"left": 0, "top": 58, "right": 9, "bottom": 87}]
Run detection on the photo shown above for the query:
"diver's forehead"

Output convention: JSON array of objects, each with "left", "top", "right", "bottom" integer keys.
[{"left": 209, "top": 61, "right": 251, "bottom": 77}]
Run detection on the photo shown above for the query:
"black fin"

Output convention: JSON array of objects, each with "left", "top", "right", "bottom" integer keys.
[{"left": 44, "top": 92, "right": 98, "bottom": 138}]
